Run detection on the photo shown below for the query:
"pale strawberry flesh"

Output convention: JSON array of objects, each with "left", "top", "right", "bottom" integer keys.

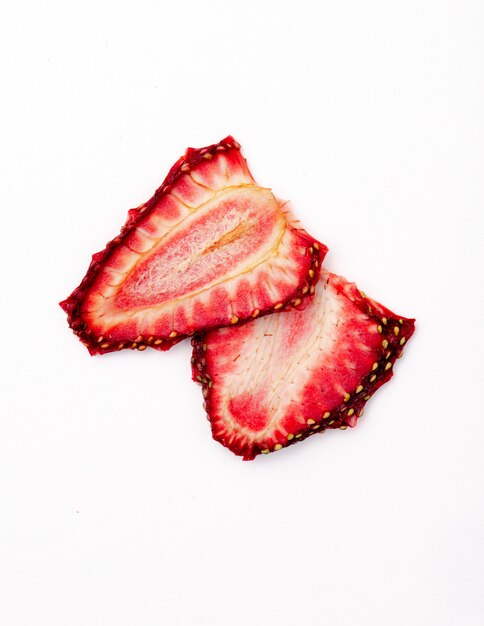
[
  {"left": 192, "top": 271, "right": 415, "bottom": 460},
  {"left": 60, "top": 137, "right": 326, "bottom": 354}
]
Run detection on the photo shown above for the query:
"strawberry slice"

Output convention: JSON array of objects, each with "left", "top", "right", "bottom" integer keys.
[
  {"left": 61, "top": 136, "right": 326, "bottom": 354},
  {"left": 192, "top": 271, "right": 415, "bottom": 460}
]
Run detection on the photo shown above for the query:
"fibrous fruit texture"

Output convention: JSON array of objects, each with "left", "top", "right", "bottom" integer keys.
[
  {"left": 192, "top": 270, "right": 415, "bottom": 460},
  {"left": 61, "top": 135, "right": 414, "bottom": 462},
  {"left": 60, "top": 136, "right": 326, "bottom": 355}
]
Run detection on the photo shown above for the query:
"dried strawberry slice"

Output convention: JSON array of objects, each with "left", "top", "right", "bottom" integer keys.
[
  {"left": 192, "top": 270, "right": 415, "bottom": 460},
  {"left": 60, "top": 136, "right": 326, "bottom": 354}
]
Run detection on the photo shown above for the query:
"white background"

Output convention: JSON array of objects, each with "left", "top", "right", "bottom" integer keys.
[{"left": 1, "top": 2, "right": 483, "bottom": 625}]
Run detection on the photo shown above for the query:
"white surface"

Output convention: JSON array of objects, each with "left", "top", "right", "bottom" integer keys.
[{"left": 1, "top": 2, "right": 483, "bottom": 625}]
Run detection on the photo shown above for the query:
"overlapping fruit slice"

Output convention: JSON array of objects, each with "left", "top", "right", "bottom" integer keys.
[
  {"left": 192, "top": 270, "right": 415, "bottom": 460},
  {"left": 60, "top": 136, "right": 326, "bottom": 355}
]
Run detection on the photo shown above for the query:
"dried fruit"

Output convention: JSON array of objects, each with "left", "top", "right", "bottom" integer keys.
[
  {"left": 192, "top": 271, "right": 415, "bottom": 460},
  {"left": 60, "top": 136, "right": 326, "bottom": 354}
]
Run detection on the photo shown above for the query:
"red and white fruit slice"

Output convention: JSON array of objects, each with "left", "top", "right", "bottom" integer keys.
[
  {"left": 192, "top": 271, "right": 415, "bottom": 460},
  {"left": 61, "top": 136, "right": 326, "bottom": 354}
]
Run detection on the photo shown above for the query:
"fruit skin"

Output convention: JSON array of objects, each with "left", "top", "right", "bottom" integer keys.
[
  {"left": 192, "top": 271, "right": 415, "bottom": 460},
  {"left": 60, "top": 136, "right": 327, "bottom": 355}
]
